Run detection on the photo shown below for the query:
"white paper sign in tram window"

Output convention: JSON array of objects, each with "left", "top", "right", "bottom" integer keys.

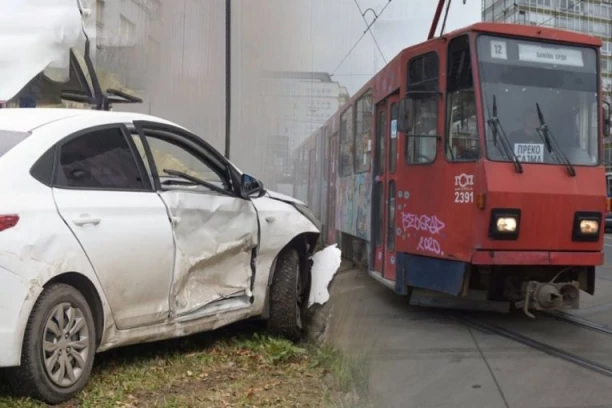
[
  {"left": 391, "top": 119, "right": 398, "bottom": 139},
  {"left": 514, "top": 143, "right": 544, "bottom": 163},
  {"left": 490, "top": 40, "right": 508, "bottom": 60},
  {"left": 517, "top": 44, "right": 584, "bottom": 67}
]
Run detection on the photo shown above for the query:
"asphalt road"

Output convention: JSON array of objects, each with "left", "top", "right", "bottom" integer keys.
[
  {"left": 603, "top": 234, "right": 612, "bottom": 265},
  {"left": 324, "top": 240, "right": 612, "bottom": 408}
]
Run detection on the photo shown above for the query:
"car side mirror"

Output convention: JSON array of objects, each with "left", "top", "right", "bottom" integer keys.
[
  {"left": 604, "top": 101, "right": 611, "bottom": 138},
  {"left": 241, "top": 173, "right": 265, "bottom": 198}
]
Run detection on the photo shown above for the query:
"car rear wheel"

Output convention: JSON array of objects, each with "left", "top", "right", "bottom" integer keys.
[
  {"left": 8, "top": 283, "right": 97, "bottom": 405},
  {"left": 267, "top": 248, "right": 308, "bottom": 342}
]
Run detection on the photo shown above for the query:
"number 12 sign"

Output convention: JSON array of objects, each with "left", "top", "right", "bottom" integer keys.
[{"left": 491, "top": 40, "right": 508, "bottom": 60}]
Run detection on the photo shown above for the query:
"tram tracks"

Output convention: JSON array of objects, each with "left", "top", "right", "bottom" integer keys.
[
  {"left": 540, "top": 310, "right": 612, "bottom": 336},
  {"left": 452, "top": 311, "right": 612, "bottom": 378}
]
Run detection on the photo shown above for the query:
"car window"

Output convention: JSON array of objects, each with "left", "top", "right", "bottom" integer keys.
[
  {"left": 133, "top": 133, "right": 228, "bottom": 191},
  {"left": 55, "top": 127, "right": 147, "bottom": 191}
]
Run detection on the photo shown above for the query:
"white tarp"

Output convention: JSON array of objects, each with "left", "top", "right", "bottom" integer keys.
[
  {"left": 308, "top": 244, "right": 342, "bottom": 307},
  {"left": 0, "top": 0, "right": 84, "bottom": 102}
]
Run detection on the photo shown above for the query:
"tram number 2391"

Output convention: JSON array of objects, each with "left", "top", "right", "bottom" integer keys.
[{"left": 454, "top": 191, "right": 474, "bottom": 204}]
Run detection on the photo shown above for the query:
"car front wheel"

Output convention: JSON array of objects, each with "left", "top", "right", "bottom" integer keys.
[
  {"left": 8, "top": 283, "right": 97, "bottom": 405},
  {"left": 267, "top": 248, "right": 308, "bottom": 342}
]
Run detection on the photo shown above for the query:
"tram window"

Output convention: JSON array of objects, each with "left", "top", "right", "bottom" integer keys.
[
  {"left": 404, "top": 96, "right": 438, "bottom": 164},
  {"left": 354, "top": 90, "right": 373, "bottom": 173},
  {"left": 405, "top": 52, "right": 439, "bottom": 165},
  {"left": 390, "top": 102, "right": 398, "bottom": 173},
  {"left": 339, "top": 106, "right": 354, "bottom": 177},
  {"left": 446, "top": 35, "right": 479, "bottom": 161}
]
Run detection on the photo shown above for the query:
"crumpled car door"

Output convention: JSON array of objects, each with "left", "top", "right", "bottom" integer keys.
[{"left": 132, "top": 121, "right": 259, "bottom": 319}]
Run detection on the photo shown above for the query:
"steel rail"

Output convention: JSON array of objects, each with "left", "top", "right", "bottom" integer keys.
[
  {"left": 452, "top": 313, "right": 612, "bottom": 378},
  {"left": 539, "top": 310, "right": 612, "bottom": 336}
]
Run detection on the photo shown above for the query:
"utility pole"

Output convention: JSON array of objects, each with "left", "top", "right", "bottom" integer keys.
[{"left": 224, "top": 0, "right": 231, "bottom": 159}]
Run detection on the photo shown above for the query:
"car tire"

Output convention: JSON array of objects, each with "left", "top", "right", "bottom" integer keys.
[
  {"left": 7, "top": 283, "right": 97, "bottom": 405},
  {"left": 267, "top": 248, "right": 307, "bottom": 342}
]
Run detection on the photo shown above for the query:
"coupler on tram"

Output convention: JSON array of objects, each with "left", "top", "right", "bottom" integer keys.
[
  {"left": 464, "top": 263, "right": 595, "bottom": 318},
  {"left": 401, "top": 259, "right": 597, "bottom": 318}
]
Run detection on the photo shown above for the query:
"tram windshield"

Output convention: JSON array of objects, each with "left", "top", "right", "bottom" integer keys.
[{"left": 476, "top": 35, "right": 599, "bottom": 166}]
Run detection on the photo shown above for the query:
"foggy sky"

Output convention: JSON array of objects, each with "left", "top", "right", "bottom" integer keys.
[
  {"left": 100, "top": 0, "right": 481, "bottom": 185},
  {"left": 263, "top": 0, "right": 481, "bottom": 95}
]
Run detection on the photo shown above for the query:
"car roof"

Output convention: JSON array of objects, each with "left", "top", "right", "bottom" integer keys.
[{"left": 0, "top": 108, "right": 178, "bottom": 132}]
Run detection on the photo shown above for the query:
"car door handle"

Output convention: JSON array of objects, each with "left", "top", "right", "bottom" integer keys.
[
  {"left": 170, "top": 216, "right": 181, "bottom": 225},
  {"left": 73, "top": 216, "right": 101, "bottom": 226}
]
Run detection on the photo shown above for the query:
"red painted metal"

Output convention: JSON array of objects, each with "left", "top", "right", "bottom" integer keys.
[
  {"left": 428, "top": 0, "right": 448, "bottom": 40},
  {"left": 295, "top": 20, "right": 607, "bottom": 309},
  {"left": 472, "top": 251, "right": 604, "bottom": 266},
  {"left": 383, "top": 94, "right": 399, "bottom": 281}
]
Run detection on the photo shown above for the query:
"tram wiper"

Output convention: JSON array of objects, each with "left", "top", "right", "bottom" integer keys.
[
  {"left": 535, "top": 103, "right": 576, "bottom": 177},
  {"left": 486, "top": 95, "right": 523, "bottom": 173}
]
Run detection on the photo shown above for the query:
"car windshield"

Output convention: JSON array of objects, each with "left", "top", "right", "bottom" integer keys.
[
  {"left": 476, "top": 35, "right": 599, "bottom": 166},
  {"left": 0, "top": 129, "right": 29, "bottom": 157}
]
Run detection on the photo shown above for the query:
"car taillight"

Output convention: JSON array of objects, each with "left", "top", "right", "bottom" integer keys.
[{"left": 0, "top": 215, "right": 19, "bottom": 231}]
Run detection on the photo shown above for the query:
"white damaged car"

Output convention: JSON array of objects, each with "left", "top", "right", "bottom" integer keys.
[{"left": 0, "top": 108, "right": 320, "bottom": 404}]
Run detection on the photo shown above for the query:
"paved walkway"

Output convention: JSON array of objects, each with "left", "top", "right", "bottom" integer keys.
[{"left": 323, "top": 242, "right": 612, "bottom": 408}]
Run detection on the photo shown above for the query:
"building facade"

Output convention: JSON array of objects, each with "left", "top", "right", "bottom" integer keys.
[
  {"left": 261, "top": 71, "right": 349, "bottom": 189},
  {"left": 95, "top": 0, "right": 162, "bottom": 95},
  {"left": 3, "top": 0, "right": 330, "bottom": 191},
  {"left": 96, "top": 0, "right": 317, "bottom": 189},
  {"left": 481, "top": 0, "right": 612, "bottom": 168}
]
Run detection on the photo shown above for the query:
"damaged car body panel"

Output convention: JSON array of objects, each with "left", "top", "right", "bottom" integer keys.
[
  {"left": 249, "top": 193, "right": 320, "bottom": 317},
  {"left": 131, "top": 120, "right": 261, "bottom": 321},
  {"left": 48, "top": 122, "right": 177, "bottom": 331},
  {"left": 161, "top": 189, "right": 259, "bottom": 319},
  {"left": 0, "top": 109, "right": 324, "bottom": 405},
  {"left": 0, "top": 119, "right": 117, "bottom": 366}
]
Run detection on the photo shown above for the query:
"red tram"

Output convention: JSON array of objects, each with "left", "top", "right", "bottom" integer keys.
[{"left": 293, "top": 21, "right": 612, "bottom": 316}]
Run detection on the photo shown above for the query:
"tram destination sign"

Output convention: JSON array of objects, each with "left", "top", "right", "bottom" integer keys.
[
  {"left": 488, "top": 38, "right": 585, "bottom": 68},
  {"left": 517, "top": 44, "right": 584, "bottom": 67}
]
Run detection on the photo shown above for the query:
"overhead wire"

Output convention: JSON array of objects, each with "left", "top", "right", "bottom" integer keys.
[
  {"left": 331, "top": 0, "right": 394, "bottom": 75},
  {"left": 353, "top": 0, "right": 387, "bottom": 64},
  {"left": 439, "top": 0, "right": 452, "bottom": 37}
]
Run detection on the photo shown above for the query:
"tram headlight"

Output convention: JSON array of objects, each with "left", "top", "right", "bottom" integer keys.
[
  {"left": 572, "top": 212, "right": 602, "bottom": 242},
  {"left": 579, "top": 219, "right": 599, "bottom": 234},
  {"left": 496, "top": 217, "right": 517, "bottom": 232},
  {"left": 488, "top": 209, "right": 521, "bottom": 240}
]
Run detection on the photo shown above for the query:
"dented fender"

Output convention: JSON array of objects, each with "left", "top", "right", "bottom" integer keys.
[
  {"left": 249, "top": 194, "right": 320, "bottom": 317},
  {"left": 0, "top": 265, "right": 40, "bottom": 366}
]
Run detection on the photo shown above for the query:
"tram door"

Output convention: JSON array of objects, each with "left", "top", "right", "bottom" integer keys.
[
  {"left": 307, "top": 147, "right": 316, "bottom": 206},
  {"left": 327, "top": 133, "right": 338, "bottom": 244},
  {"left": 372, "top": 94, "right": 399, "bottom": 281}
]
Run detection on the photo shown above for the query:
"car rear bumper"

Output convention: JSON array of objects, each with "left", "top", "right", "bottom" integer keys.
[
  {"left": 471, "top": 250, "right": 603, "bottom": 266},
  {"left": 0, "top": 266, "right": 39, "bottom": 367}
]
